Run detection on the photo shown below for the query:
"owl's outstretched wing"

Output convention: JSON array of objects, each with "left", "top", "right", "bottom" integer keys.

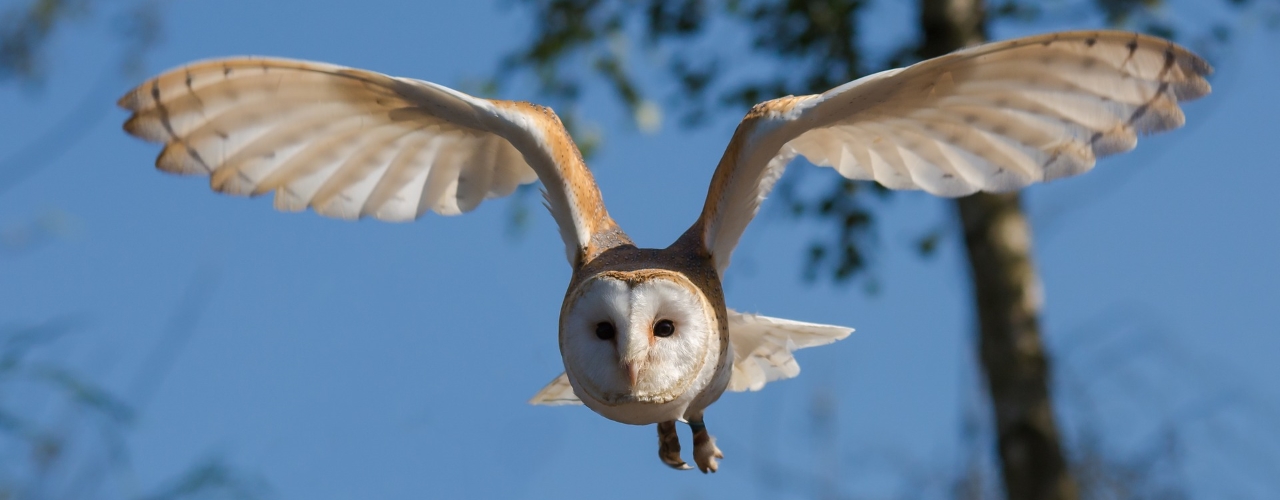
[
  {"left": 690, "top": 31, "right": 1212, "bottom": 275},
  {"left": 120, "top": 57, "right": 618, "bottom": 265},
  {"left": 724, "top": 310, "right": 853, "bottom": 392}
]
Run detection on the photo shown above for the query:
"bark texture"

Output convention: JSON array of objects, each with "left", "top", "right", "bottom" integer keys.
[{"left": 920, "top": 0, "right": 1079, "bottom": 498}]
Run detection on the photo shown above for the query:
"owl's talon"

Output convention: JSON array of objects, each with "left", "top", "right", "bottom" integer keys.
[
  {"left": 693, "top": 439, "right": 722, "bottom": 473},
  {"left": 689, "top": 418, "right": 723, "bottom": 473},
  {"left": 657, "top": 420, "right": 690, "bottom": 470}
]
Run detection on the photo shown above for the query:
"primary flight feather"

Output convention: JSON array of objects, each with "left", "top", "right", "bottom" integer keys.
[{"left": 119, "top": 30, "right": 1210, "bottom": 473}]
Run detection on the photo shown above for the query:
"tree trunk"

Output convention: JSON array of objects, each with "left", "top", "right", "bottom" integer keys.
[{"left": 919, "top": 1, "right": 1079, "bottom": 499}]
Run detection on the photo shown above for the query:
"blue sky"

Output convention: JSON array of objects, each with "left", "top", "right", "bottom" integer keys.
[{"left": 2, "top": 0, "right": 1278, "bottom": 498}]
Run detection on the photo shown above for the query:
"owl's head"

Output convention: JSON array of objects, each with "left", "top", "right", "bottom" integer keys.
[{"left": 560, "top": 270, "right": 717, "bottom": 407}]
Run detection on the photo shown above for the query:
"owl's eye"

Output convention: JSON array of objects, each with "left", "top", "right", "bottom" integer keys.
[
  {"left": 653, "top": 319, "right": 675, "bottom": 338},
  {"left": 595, "top": 322, "right": 616, "bottom": 340}
]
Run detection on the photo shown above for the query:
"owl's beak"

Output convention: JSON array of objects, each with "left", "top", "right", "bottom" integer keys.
[
  {"left": 618, "top": 327, "right": 648, "bottom": 389},
  {"left": 625, "top": 362, "right": 642, "bottom": 388}
]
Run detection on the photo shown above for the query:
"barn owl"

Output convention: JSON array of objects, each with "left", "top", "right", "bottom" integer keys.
[{"left": 118, "top": 31, "right": 1210, "bottom": 473}]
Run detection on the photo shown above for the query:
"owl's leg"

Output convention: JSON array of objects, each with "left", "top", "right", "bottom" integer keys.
[
  {"left": 657, "top": 420, "right": 692, "bottom": 470},
  {"left": 687, "top": 415, "right": 724, "bottom": 473}
]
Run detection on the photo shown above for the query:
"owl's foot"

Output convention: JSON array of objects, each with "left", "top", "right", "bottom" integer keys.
[
  {"left": 690, "top": 419, "right": 724, "bottom": 473},
  {"left": 657, "top": 420, "right": 692, "bottom": 470}
]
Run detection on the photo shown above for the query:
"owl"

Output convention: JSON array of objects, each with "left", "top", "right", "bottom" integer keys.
[{"left": 118, "top": 31, "right": 1210, "bottom": 473}]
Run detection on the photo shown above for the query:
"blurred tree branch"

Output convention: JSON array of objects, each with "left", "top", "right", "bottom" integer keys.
[
  {"left": 734, "top": 304, "right": 1280, "bottom": 499},
  {"left": 0, "top": 269, "right": 268, "bottom": 500},
  {"left": 0, "top": 0, "right": 166, "bottom": 196},
  {"left": 0, "top": 0, "right": 90, "bottom": 85}
]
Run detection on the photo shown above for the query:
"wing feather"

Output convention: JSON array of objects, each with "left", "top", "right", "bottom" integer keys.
[
  {"left": 529, "top": 373, "right": 583, "bottom": 406},
  {"left": 120, "top": 57, "right": 621, "bottom": 265},
  {"left": 365, "top": 134, "right": 439, "bottom": 222},
  {"left": 690, "top": 31, "right": 1211, "bottom": 275},
  {"left": 725, "top": 310, "right": 854, "bottom": 392},
  {"left": 309, "top": 126, "right": 420, "bottom": 219}
]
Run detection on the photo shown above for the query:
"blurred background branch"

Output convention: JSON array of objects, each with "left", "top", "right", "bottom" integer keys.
[
  {"left": 0, "top": 0, "right": 165, "bottom": 196},
  {"left": 0, "top": 269, "right": 268, "bottom": 500}
]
